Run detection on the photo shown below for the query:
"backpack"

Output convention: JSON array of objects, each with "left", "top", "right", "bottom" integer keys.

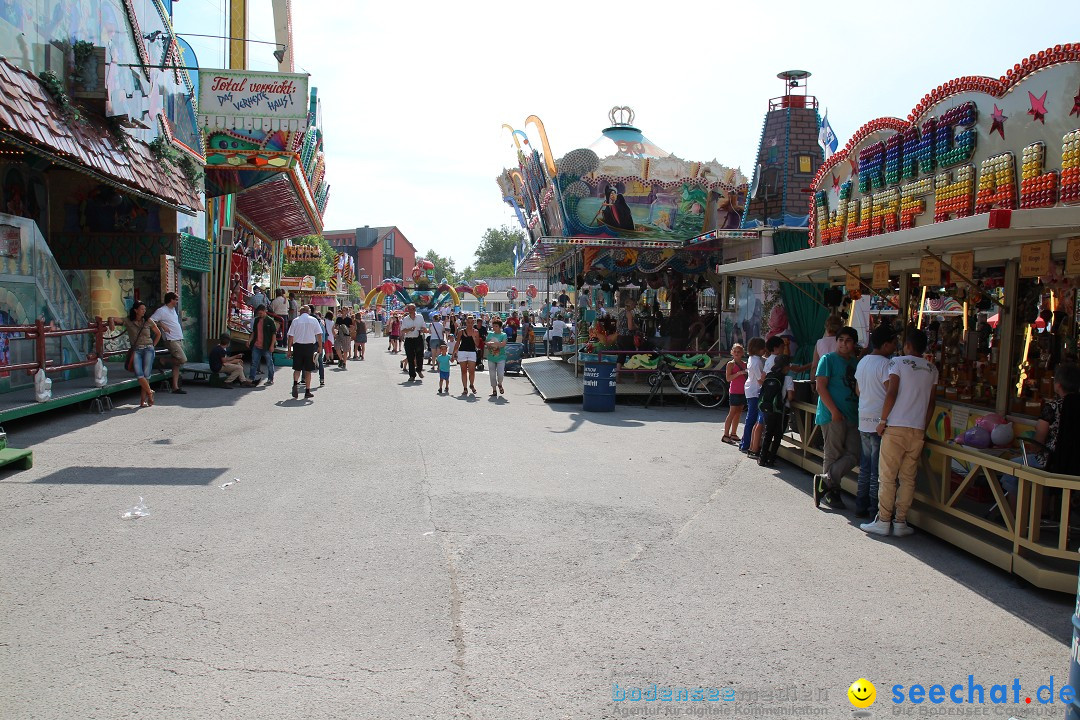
[{"left": 758, "top": 371, "right": 785, "bottom": 415}]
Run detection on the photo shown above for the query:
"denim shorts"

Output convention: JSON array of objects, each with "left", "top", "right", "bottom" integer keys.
[{"left": 132, "top": 346, "right": 156, "bottom": 378}]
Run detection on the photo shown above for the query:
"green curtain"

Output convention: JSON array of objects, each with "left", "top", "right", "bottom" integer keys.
[{"left": 773, "top": 230, "right": 828, "bottom": 379}]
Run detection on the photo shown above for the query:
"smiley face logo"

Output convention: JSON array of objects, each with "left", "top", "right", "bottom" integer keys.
[{"left": 848, "top": 678, "right": 876, "bottom": 708}]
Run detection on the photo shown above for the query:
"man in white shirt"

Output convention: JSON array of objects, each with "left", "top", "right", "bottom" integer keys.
[
  {"left": 853, "top": 324, "right": 898, "bottom": 519},
  {"left": 399, "top": 304, "right": 428, "bottom": 381},
  {"left": 287, "top": 305, "right": 323, "bottom": 400},
  {"left": 861, "top": 328, "right": 938, "bottom": 537},
  {"left": 150, "top": 292, "right": 186, "bottom": 393},
  {"left": 270, "top": 289, "right": 289, "bottom": 319},
  {"left": 548, "top": 315, "right": 566, "bottom": 355}
]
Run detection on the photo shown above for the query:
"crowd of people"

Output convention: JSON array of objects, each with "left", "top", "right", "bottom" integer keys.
[{"left": 720, "top": 314, "right": 1080, "bottom": 539}]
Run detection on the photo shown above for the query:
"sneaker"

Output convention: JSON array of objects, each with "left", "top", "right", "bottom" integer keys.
[
  {"left": 855, "top": 507, "right": 873, "bottom": 519},
  {"left": 824, "top": 490, "right": 846, "bottom": 510},
  {"left": 172, "top": 388, "right": 187, "bottom": 394},
  {"left": 812, "top": 474, "right": 827, "bottom": 508},
  {"left": 304, "top": 391, "right": 314, "bottom": 399},
  {"left": 891, "top": 521, "right": 914, "bottom": 537},
  {"left": 265, "top": 380, "right": 274, "bottom": 386},
  {"left": 860, "top": 515, "right": 892, "bottom": 536}
]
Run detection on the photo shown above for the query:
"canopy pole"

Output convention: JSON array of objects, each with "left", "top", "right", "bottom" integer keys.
[{"left": 774, "top": 270, "right": 829, "bottom": 310}]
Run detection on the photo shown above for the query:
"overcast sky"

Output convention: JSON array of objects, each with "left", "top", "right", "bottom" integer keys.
[{"left": 175, "top": 0, "right": 1075, "bottom": 269}]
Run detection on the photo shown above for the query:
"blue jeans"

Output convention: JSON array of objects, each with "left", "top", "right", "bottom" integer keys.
[
  {"left": 249, "top": 346, "right": 274, "bottom": 382},
  {"left": 858, "top": 431, "right": 881, "bottom": 513},
  {"left": 1001, "top": 455, "right": 1045, "bottom": 496},
  {"left": 740, "top": 396, "right": 760, "bottom": 451},
  {"left": 132, "top": 346, "right": 155, "bottom": 378}
]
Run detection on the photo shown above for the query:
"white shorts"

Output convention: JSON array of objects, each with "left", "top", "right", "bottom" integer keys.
[{"left": 457, "top": 350, "right": 476, "bottom": 363}]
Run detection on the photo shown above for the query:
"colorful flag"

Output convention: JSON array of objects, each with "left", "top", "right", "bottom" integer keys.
[{"left": 818, "top": 111, "right": 838, "bottom": 159}]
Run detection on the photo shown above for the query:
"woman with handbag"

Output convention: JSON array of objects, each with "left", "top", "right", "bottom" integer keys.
[{"left": 107, "top": 301, "right": 161, "bottom": 408}]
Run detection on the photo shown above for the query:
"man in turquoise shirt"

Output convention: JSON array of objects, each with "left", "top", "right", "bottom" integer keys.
[{"left": 814, "top": 326, "right": 861, "bottom": 510}]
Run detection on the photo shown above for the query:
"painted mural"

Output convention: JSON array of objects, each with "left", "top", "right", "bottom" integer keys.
[{"left": 0, "top": 0, "right": 200, "bottom": 152}]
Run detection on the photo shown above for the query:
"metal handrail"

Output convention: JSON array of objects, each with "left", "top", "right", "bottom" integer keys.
[{"left": 0, "top": 317, "right": 117, "bottom": 376}]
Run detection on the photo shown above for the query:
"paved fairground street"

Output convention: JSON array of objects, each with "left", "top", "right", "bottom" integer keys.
[{"left": 0, "top": 346, "right": 1072, "bottom": 720}]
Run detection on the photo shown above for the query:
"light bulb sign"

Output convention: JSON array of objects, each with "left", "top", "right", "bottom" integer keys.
[
  {"left": 809, "top": 48, "right": 1080, "bottom": 247},
  {"left": 198, "top": 69, "right": 310, "bottom": 131}
]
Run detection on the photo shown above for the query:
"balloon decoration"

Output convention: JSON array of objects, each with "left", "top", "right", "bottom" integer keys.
[
  {"left": 506, "top": 286, "right": 519, "bottom": 302},
  {"left": 526, "top": 283, "right": 537, "bottom": 310},
  {"left": 474, "top": 281, "right": 489, "bottom": 313}
]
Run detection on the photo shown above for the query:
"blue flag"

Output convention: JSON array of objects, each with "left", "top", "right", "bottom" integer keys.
[{"left": 818, "top": 111, "right": 838, "bottom": 159}]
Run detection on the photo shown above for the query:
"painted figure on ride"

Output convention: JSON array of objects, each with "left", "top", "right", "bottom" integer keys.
[{"left": 600, "top": 187, "right": 635, "bottom": 231}]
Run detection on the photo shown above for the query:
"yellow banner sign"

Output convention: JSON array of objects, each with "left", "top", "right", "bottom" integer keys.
[
  {"left": 1067, "top": 238, "right": 1080, "bottom": 276},
  {"left": 845, "top": 265, "right": 861, "bottom": 294},
  {"left": 949, "top": 252, "right": 974, "bottom": 280},
  {"left": 872, "top": 262, "right": 890, "bottom": 289},
  {"left": 1020, "top": 241, "right": 1051, "bottom": 278},
  {"left": 919, "top": 257, "right": 941, "bottom": 287}
]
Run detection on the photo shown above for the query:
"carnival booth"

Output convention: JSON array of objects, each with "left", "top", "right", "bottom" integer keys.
[{"left": 716, "top": 45, "right": 1080, "bottom": 591}]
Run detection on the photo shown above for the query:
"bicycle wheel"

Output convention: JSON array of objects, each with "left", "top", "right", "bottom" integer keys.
[
  {"left": 690, "top": 374, "right": 726, "bottom": 408},
  {"left": 647, "top": 371, "right": 663, "bottom": 387}
]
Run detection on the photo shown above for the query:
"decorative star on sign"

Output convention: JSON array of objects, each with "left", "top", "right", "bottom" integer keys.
[
  {"left": 832, "top": 173, "right": 840, "bottom": 192},
  {"left": 849, "top": 158, "right": 859, "bottom": 176},
  {"left": 1028, "top": 90, "right": 1048, "bottom": 124},
  {"left": 990, "top": 104, "right": 1008, "bottom": 139},
  {"left": 1070, "top": 84, "right": 1080, "bottom": 117}
]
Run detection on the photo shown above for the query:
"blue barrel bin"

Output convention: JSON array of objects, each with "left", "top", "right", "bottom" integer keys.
[
  {"left": 1069, "top": 567, "right": 1080, "bottom": 720},
  {"left": 583, "top": 361, "right": 617, "bottom": 412}
]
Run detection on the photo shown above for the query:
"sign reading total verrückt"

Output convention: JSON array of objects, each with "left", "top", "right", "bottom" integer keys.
[{"left": 198, "top": 69, "right": 310, "bottom": 131}]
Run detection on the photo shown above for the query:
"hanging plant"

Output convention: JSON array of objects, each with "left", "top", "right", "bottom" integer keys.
[
  {"left": 106, "top": 115, "right": 132, "bottom": 154},
  {"left": 148, "top": 136, "right": 204, "bottom": 194},
  {"left": 38, "top": 70, "right": 80, "bottom": 122}
]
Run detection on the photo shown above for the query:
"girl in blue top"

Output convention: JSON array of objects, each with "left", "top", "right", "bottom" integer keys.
[{"left": 486, "top": 318, "right": 508, "bottom": 397}]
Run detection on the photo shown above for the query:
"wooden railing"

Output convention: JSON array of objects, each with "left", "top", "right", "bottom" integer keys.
[{"left": 777, "top": 400, "right": 1080, "bottom": 592}]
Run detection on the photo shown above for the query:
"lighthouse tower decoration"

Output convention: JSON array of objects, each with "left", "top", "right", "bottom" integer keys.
[{"left": 474, "top": 280, "right": 489, "bottom": 313}]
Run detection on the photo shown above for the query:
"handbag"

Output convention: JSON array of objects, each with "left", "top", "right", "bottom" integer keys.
[{"left": 124, "top": 320, "right": 148, "bottom": 372}]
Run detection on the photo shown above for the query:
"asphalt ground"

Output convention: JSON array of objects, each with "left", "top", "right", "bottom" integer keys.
[{"left": 0, "top": 344, "right": 1073, "bottom": 719}]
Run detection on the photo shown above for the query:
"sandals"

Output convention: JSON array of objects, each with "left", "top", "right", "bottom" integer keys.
[
  {"left": 498, "top": 384, "right": 504, "bottom": 395},
  {"left": 470, "top": 384, "right": 476, "bottom": 395},
  {"left": 721, "top": 435, "right": 738, "bottom": 445}
]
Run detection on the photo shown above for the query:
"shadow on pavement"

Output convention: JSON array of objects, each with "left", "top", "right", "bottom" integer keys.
[
  {"left": 26, "top": 466, "right": 229, "bottom": 486},
  {"left": 765, "top": 458, "right": 1074, "bottom": 645}
]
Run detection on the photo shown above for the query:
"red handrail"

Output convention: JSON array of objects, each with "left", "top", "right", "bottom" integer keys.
[{"left": 0, "top": 317, "right": 117, "bottom": 376}]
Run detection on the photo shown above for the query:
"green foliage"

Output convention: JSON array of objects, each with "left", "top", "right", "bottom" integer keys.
[
  {"left": 148, "top": 136, "right": 204, "bottom": 193},
  {"left": 105, "top": 115, "right": 132, "bottom": 154},
  {"left": 282, "top": 234, "right": 334, "bottom": 283},
  {"left": 461, "top": 260, "right": 513, "bottom": 282},
  {"left": 38, "top": 70, "right": 80, "bottom": 122},
  {"left": 72, "top": 40, "right": 95, "bottom": 69},
  {"left": 421, "top": 249, "right": 459, "bottom": 284},
  {"left": 474, "top": 226, "right": 525, "bottom": 267}
]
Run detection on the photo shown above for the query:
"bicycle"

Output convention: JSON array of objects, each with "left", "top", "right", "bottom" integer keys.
[{"left": 644, "top": 357, "right": 728, "bottom": 408}]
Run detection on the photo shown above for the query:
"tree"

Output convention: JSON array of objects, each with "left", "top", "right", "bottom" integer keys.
[
  {"left": 282, "top": 234, "right": 334, "bottom": 283},
  {"left": 461, "top": 261, "right": 513, "bottom": 282},
  {"left": 421, "top": 249, "right": 459, "bottom": 284},
  {"left": 474, "top": 226, "right": 525, "bottom": 267}
]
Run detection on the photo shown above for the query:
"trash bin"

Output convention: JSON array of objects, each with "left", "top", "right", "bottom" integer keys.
[
  {"left": 1068, "top": 568, "right": 1080, "bottom": 720},
  {"left": 583, "top": 361, "right": 617, "bottom": 412}
]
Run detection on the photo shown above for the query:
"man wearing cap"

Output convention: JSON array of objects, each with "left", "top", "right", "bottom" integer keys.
[
  {"left": 150, "top": 291, "right": 187, "bottom": 394},
  {"left": 287, "top": 304, "right": 323, "bottom": 400},
  {"left": 399, "top": 303, "right": 427, "bottom": 381}
]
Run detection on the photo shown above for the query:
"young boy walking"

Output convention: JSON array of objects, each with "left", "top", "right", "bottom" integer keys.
[
  {"left": 813, "top": 326, "right": 861, "bottom": 510},
  {"left": 853, "top": 324, "right": 898, "bottom": 518},
  {"left": 757, "top": 354, "right": 794, "bottom": 467},
  {"left": 861, "top": 329, "right": 938, "bottom": 537},
  {"left": 436, "top": 342, "right": 452, "bottom": 394}
]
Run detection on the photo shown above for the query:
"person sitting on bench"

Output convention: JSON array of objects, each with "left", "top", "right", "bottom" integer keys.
[{"left": 209, "top": 334, "right": 257, "bottom": 388}]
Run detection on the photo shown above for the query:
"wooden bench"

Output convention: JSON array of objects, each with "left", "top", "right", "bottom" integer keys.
[{"left": 179, "top": 363, "right": 226, "bottom": 387}]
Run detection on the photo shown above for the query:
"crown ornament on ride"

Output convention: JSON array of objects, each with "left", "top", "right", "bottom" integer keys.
[{"left": 608, "top": 106, "right": 635, "bottom": 127}]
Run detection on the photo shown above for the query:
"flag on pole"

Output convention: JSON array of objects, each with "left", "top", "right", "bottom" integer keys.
[{"left": 818, "top": 111, "right": 838, "bottom": 159}]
